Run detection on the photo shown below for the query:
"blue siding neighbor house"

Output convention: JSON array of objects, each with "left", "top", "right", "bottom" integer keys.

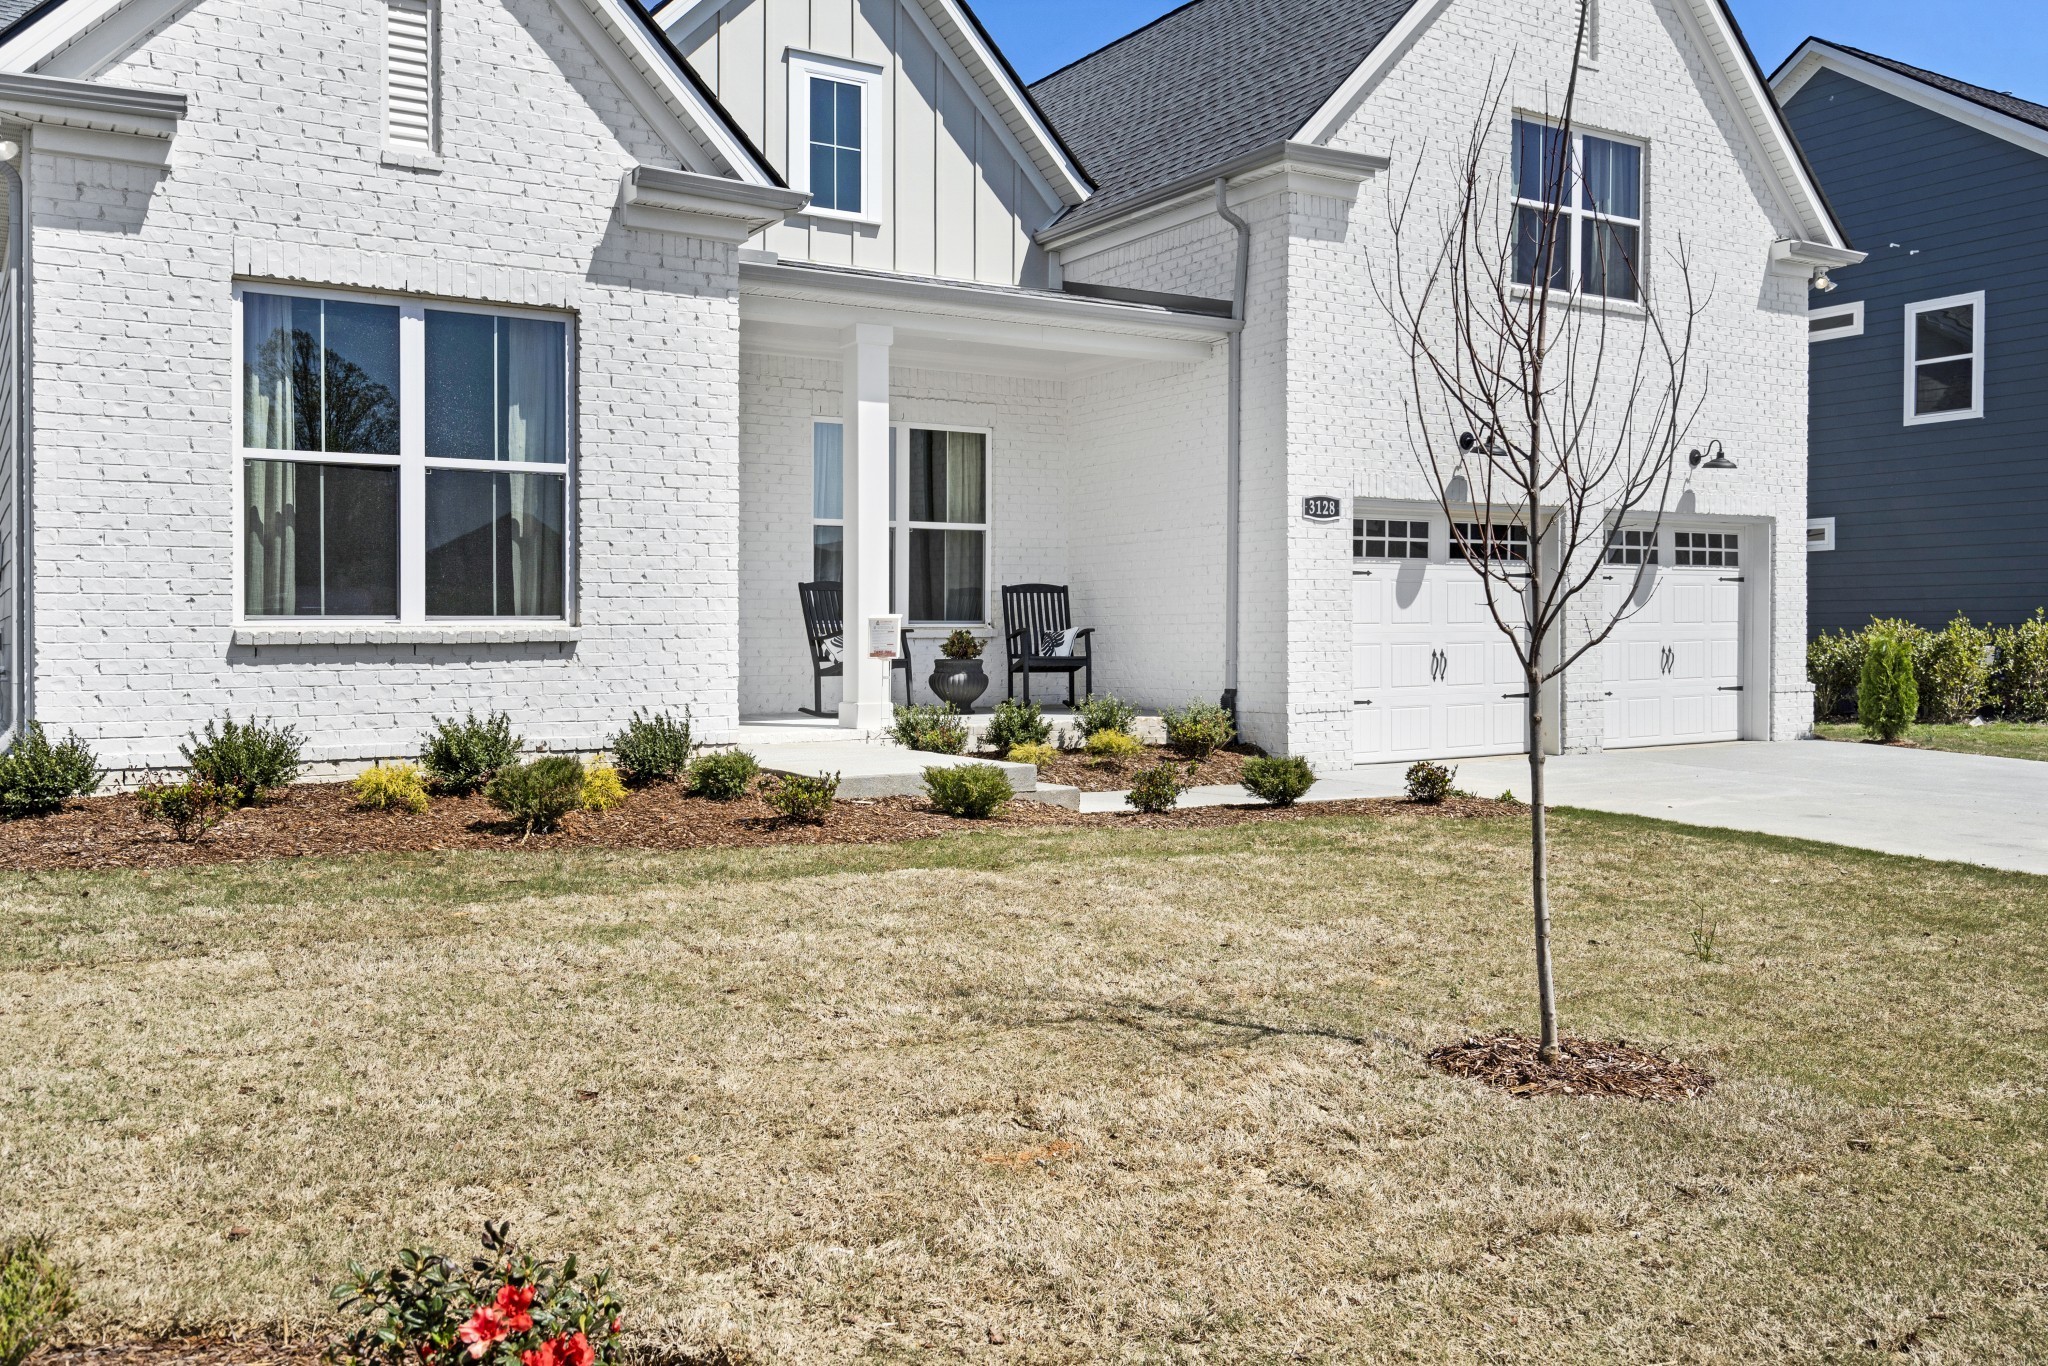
[{"left": 1774, "top": 41, "right": 2048, "bottom": 632}]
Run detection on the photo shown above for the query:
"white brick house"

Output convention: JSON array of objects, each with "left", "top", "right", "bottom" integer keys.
[{"left": 0, "top": 0, "right": 1855, "bottom": 773}]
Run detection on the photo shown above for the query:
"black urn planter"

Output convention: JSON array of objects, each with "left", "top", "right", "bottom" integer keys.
[{"left": 929, "top": 657, "right": 990, "bottom": 712}]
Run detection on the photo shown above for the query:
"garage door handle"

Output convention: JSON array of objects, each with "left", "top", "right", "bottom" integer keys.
[
  {"left": 1502, "top": 691, "right": 1531, "bottom": 699},
  {"left": 1720, "top": 576, "right": 1745, "bottom": 583},
  {"left": 1356, "top": 699, "right": 1374, "bottom": 706},
  {"left": 1718, "top": 686, "right": 1744, "bottom": 692}
]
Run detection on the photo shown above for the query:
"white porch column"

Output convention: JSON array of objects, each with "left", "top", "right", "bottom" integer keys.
[{"left": 839, "top": 323, "right": 895, "bottom": 729}]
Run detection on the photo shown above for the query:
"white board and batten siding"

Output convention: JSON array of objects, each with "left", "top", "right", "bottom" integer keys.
[{"left": 671, "top": 0, "right": 1060, "bottom": 286}]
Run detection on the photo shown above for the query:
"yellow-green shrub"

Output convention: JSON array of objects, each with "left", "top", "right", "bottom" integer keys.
[
  {"left": 352, "top": 762, "right": 430, "bottom": 814},
  {"left": 1084, "top": 729, "right": 1144, "bottom": 760},
  {"left": 1007, "top": 742, "right": 1059, "bottom": 768},
  {"left": 582, "top": 762, "right": 627, "bottom": 813}
]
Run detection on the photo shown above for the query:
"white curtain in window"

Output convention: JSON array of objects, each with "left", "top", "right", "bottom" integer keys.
[
  {"left": 500, "top": 318, "right": 564, "bottom": 463},
  {"left": 243, "top": 292, "right": 296, "bottom": 451},
  {"left": 504, "top": 474, "right": 554, "bottom": 616},
  {"left": 244, "top": 460, "right": 299, "bottom": 616},
  {"left": 938, "top": 431, "right": 984, "bottom": 523}
]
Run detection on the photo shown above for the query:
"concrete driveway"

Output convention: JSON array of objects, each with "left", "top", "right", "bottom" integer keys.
[{"left": 1161, "top": 740, "right": 2048, "bottom": 875}]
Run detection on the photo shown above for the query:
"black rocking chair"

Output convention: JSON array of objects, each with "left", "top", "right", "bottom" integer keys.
[
  {"left": 798, "top": 581, "right": 913, "bottom": 718},
  {"left": 1002, "top": 583, "right": 1095, "bottom": 705}
]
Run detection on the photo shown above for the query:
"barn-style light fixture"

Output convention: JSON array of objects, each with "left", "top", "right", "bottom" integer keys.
[{"left": 1688, "top": 440, "right": 1736, "bottom": 471}]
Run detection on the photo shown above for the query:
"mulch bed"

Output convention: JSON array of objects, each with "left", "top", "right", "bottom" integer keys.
[
  {"left": 1426, "top": 1031, "right": 1717, "bottom": 1101},
  {"left": 0, "top": 781, "right": 1520, "bottom": 873},
  {"left": 1003, "top": 743, "right": 1256, "bottom": 793}
]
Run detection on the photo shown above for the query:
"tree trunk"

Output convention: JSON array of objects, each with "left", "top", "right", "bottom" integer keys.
[{"left": 1527, "top": 681, "right": 1559, "bottom": 1063}]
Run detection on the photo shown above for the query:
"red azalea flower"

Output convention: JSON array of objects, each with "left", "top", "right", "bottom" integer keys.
[
  {"left": 607, "top": 1320, "right": 621, "bottom": 1338},
  {"left": 556, "top": 1331, "right": 593, "bottom": 1366},
  {"left": 493, "top": 1284, "right": 537, "bottom": 1334},
  {"left": 520, "top": 1342, "right": 559, "bottom": 1366},
  {"left": 458, "top": 1307, "right": 508, "bottom": 1360}
]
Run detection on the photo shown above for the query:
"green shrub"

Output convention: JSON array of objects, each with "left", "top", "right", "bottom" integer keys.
[
  {"left": 1858, "top": 631, "right": 1920, "bottom": 742},
  {"left": 1241, "top": 755, "right": 1315, "bottom": 807},
  {"left": 1162, "top": 701, "right": 1236, "bottom": 759},
  {"left": 1073, "top": 694, "right": 1138, "bottom": 740},
  {"left": 581, "top": 763, "right": 627, "bottom": 813},
  {"left": 181, "top": 714, "right": 303, "bottom": 807},
  {"left": 1007, "top": 742, "right": 1059, "bottom": 768},
  {"left": 136, "top": 775, "right": 227, "bottom": 843},
  {"left": 352, "top": 762, "right": 430, "bottom": 814},
  {"left": 1125, "top": 764, "right": 1184, "bottom": 814},
  {"left": 890, "top": 704, "right": 967, "bottom": 755},
  {"left": 1405, "top": 760, "right": 1457, "bottom": 804},
  {"left": 1920, "top": 614, "right": 1993, "bottom": 723},
  {"left": 923, "top": 763, "right": 1013, "bottom": 819},
  {"left": 420, "top": 711, "right": 523, "bottom": 795},
  {"left": 688, "top": 749, "right": 759, "bottom": 801},
  {"left": 1991, "top": 611, "right": 2048, "bottom": 720},
  {"left": 486, "top": 756, "right": 587, "bottom": 836},
  {"left": 1084, "top": 728, "right": 1144, "bottom": 760},
  {"left": 0, "top": 723, "right": 103, "bottom": 819},
  {"left": 765, "top": 771, "right": 839, "bottom": 824},
  {"left": 984, "top": 697, "right": 1052, "bottom": 752},
  {"left": 1807, "top": 628, "right": 1867, "bottom": 722},
  {"left": 609, "top": 709, "right": 693, "bottom": 786},
  {"left": 0, "top": 1235, "right": 77, "bottom": 1366},
  {"left": 939, "top": 629, "right": 985, "bottom": 660}
]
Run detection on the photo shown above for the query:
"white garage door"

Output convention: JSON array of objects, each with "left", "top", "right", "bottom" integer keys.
[
  {"left": 1352, "top": 514, "right": 1528, "bottom": 765},
  {"left": 1601, "top": 525, "right": 1745, "bottom": 748}
]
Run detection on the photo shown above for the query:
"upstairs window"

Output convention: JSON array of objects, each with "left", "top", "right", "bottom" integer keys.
[
  {"left": 1905, "top": 293, "right": 1985, "bottom": 424},
  {"left": 385, "top": 0, "right": 437, "bottom": 154},
  {"left": 1512, "top": 118, "right": 1643, "bottom": 302},
  {"left": 789, "top": 54, "right": 877, "bottom": 221}
]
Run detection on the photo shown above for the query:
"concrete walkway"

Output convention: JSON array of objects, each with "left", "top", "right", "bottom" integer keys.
[{"left": 1145, "top": 741, "right": 2048, "bottom": 876}]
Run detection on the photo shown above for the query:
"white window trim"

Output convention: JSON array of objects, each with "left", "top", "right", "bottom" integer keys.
[
  {"left": 1511, "top": 116, "right": 1648, "bottom": 305},
  {"left": 231, "top": 282, "right": 578, "bottom": 628},
  {"left": 1808, "top": 300, "right": 1863, "bottom": 341},
  {"left": 811, "top": 418, "right": 994, "bottom": 629},
  {"left": 1904, "top": 291, "right": 1986, "bottom": 426},
  {"left": 787, "top": 50, "right": 883, "bottom": 227},
  {"left": 1806, "top": 517, "right": 1836, "bottom": 552}
]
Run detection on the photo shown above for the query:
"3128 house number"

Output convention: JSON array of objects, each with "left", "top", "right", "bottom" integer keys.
[{"left": 1302, "top": 496, "right": 1342, "bottom": 522}]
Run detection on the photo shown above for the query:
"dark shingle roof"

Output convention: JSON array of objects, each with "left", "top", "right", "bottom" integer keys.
[
  {"left": 0, "top": 0, "right": 53, "bottom": 37},
  {"left": 1030, "top": 0, "right": 1420, "bottom": 233},
  {"left": 1822, "top": 41, "right": 2048, "bottom": 137}
]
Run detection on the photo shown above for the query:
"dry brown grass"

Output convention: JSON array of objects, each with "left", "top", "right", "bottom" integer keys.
[{"left": 4, "top": 809, "right": 2047, "bottom": 1363}]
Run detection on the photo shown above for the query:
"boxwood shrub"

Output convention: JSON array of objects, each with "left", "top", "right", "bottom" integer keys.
[
  {"left": 0, "top": 723, "right": 103, "bottom": 820},
  {"left": 924, "top": 763, "right": 1013, "bottom": 819},
  {"left": 1240, "top": 755, "right": 1315, "bottom": 807}
]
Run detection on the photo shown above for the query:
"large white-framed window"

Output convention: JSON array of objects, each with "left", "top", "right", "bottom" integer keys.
[
  {"left": 809, "top": 420, "right": 991, "bottom": 627},
  {"left": 235, "top": 283, "right": 574, "bottom": 624},
  {"left": 1904, "top": 291, "right": 1985, "bottom": 425},
  {"left": 787, "top": 52, "right": 879, "bottom": 222},
  {"left": 1808, "top": 300, "right": 1863, "bottom": 342},
  {"left": 1512, "top": 117, "right": 1644, "bottom": 303}
]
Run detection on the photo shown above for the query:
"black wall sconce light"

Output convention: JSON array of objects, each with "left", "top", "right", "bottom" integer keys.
[{"left": 1688, "top": 440, "right": 1736, "bottom": 470}]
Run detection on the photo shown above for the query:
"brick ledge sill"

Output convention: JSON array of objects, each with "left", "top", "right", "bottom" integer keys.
[{"left": 231, "top": 625, "right": 581, "bottom": 647}]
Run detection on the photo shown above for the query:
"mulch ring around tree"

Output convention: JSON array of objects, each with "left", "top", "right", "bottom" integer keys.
[
  {"left": 1426, "top": 1032, "right": 1717, "bottom": 1101},
  {"left": 0, "top": 780, "right": 1519, "bottom": 872},
  {"left": 1011, "top": 743, "right": 1257, "bottom": 793}
]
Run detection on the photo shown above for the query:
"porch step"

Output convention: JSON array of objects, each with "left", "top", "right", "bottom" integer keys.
[{"left": 753, "top": 741, "right": 1035, "bottom": 800}]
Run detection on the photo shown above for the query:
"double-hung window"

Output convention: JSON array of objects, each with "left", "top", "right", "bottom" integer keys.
[
  {"left": 238, "top": 285, "right": 572, "bottom": 622},
  {"left": 789, "top": 54, "right": 876, "bottom": 220},
  {"left": 1512, "top": 118, "right": 1644, "bottom": 302},
  {"left": 809, "top": 421, "right": 990, "bottom": 626},
  {"left": 1904, "top": 292, "right": 1985, "bottom": 424}
]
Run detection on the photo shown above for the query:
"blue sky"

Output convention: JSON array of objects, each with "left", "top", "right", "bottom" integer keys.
[{"left": 972, "top": 0, "right": 2048, "bottom": 99}]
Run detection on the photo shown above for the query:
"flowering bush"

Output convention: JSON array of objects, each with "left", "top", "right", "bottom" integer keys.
[{"left": 327, "top": 1222, "right": 623, "bottom": 1366}]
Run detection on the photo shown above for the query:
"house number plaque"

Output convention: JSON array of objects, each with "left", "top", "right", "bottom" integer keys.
[{"left": 1302, "top": 496, "right": 1343, "bottom": 522}]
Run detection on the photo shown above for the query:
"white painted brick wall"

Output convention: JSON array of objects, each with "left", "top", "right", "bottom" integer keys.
[{"left": 24, "top": 0, "right": 746, "bottom": 767}]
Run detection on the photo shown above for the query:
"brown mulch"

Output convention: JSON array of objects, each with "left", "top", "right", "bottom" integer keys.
[
  {"left": 1007, "top": 743, "right": 1257, "bottom": 793},
  {"left": 0, "top": 781, "right": 1521, "bottom": 873},
  {"left": 41, "top": 1342, "right": 316, "bottom": 1366},
  {"left": 1425, "top": 1031, "right": 1717, "bottom": 1101}
]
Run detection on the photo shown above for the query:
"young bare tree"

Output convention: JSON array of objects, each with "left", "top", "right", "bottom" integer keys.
[{"left": 1372, "top": 2, "right": 1710, "bottom": 1062}]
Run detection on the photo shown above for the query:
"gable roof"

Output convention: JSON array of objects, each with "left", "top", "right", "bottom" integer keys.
[
  {"left": 0, "top": 0, "right": 782, "bottom": 185},
  {"left": 1774, "top": 39, "right": 2048, "bottom": 157},
  {"left": 1029, "top": 0, "right": 1418, "bottom": 235}
]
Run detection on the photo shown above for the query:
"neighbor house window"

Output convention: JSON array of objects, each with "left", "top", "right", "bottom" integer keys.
[
  {"left": 1905, "top": 292, "right": 1985, "bottom": 424},
  {"left": 789, "top": 54, "right": 877, "bottom": 219},
  {"left": 1513, "top": 118, "right": 1643, "bottom": 302},
  {"left": 811, "top": 421, "right": 989, "bottom": 625},
  {"left": 1808, "top": 301, "right": 1863, "bottom": 341},
  {"left": 239, "top": 286, "right": 572, "bottom": 622}
]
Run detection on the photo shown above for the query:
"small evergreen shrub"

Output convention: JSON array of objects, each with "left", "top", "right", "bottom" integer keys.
[
  {"left": 1241, "top": 755, "right": 1315, "bottom": 807},
  {"left": 1006, "top": 742, "right": 1059, "bottom": 769},
  {"left": 420, "top": 711, "right": 523, "bottom": 795},
  {"left": 0, "top": 1235, "right": 77, "bottom": 1366},
  {"left": 1162, "top": 701, "right": 1236, "bottom": 758},
  {"left": 182, "top": 714, "right": 304, "bottom": 807},
  {"left": 1125, "top": 764, "right": 1184, "bottom": 814},
  {"left": 984, "top": 697, "right": 1052, "bottom": 752},
  {"left": 327, "top": 1221, "right": 625, "bottom": 1366},
  {"left": 1858, "top": 632, "right": 1919, "bottom": 742},
  {"left": 1084, "top": 728, "right": 1144, "bottom": 760},
  {"left": 352, "top": 762, "right": 430, "bottom": 814},
  {"left": 765, "top": 771, "right": 838, "bottom": 824},
  {"left": 1073, "top": 694, "right": 1138, "bottom": 740},
  {"left": 688, "top": 749, "right": 759, "bottom": 801},
  {"left": 0, "top": 723, "right": 103, "bottom": 819},
  {"left": 1991, "top": 611, "right": 2048, "bottom": 720},
  {"left": 1920, "top": 614, "right": 1992, "bottom": 723},
  {"left": 609, "top": 710, "right": 693, "bottom": 786},
  {"left": 581, "top": 763, "right": 627, "bottom": 813},
  {"left": 1405, "top": 760, "right": 1457, "bottom": 804},
  {"left": 923, "top": 763, "right": 1013, "bottom": 819},
  {"left": 136, "top": 776, "right": 227, "bottom": 843},
  {"left": 1807, "top": 628, "right": 1867, "bottom": 722},
  {"left": 939, "top": 629, "right": 985, "bottom": 660},
  {"left": 486, "top": 757, "right": 587, "bottom": 836},
  {"left": 890, "top": 704, "right": 967, "bottom": 755}
]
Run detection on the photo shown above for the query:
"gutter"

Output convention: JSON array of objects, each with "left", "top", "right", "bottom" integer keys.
[
  {"left": 0, "top": 138, "right": 21, "bottom": 750},
  {"left": 1214, "top": 178, "right": 1250, "bottom": 725}
]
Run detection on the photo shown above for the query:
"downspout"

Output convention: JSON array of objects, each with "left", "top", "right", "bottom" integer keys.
[
  {"left": 1215, "top": 177, "right": 1250, "bottom": 725},
  {"left": 0, "top": 141, "right": 21, "bottom": 751}
]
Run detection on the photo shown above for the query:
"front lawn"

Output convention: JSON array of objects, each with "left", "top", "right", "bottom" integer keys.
[
  {"left": 7, "top": 812, "right": 2047, "bottom": 1361},
  {"left": 1815, "top": 719, "right": 2048, "bottom": 762}
]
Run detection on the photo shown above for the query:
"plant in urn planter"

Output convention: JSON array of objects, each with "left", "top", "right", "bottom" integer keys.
[{"left": 929, "top": 629, "right": 990, "bottom": 712}]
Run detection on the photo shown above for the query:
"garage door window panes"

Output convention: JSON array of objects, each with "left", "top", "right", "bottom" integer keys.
[
  {"left": 1605, "top": 528, "right": 1658, "bottom": 565},
  {"left": 1673, "top": 531, "right": 1738, "bottom": 567},
  {"left": 1355, "top": 518, "right": 1429, "bottom": 559},
  {"left": 1453, "top": 522, "right": 1529, "bottom": 563}
]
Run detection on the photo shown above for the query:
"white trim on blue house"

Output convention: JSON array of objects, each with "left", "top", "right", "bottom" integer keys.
[
  {"left": 1903, "top": 291, "right": 1987, "bottom": 427},
  {"left": 1774, "top": 41, "right": 2048, "bottom": 164}
]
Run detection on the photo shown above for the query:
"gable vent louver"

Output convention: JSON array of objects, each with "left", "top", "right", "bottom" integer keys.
[{"left": 385, "top": 0, "right": 437, "bottom": 153}]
